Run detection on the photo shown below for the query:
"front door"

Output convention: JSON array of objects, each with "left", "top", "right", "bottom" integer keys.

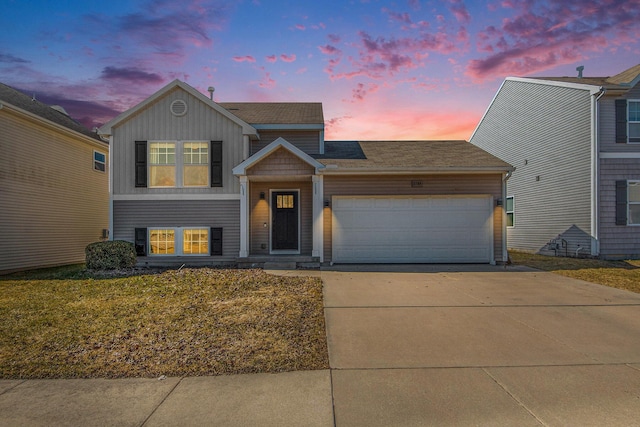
[{"left": 272, "top": 191, "right": 299, "bottom": 251}]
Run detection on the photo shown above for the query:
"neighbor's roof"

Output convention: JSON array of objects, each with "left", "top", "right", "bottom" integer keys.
[
  {"left": 219, "top": 102, "right": 324, "bottom": 125},
  {"left": 0, "top": 82, "right": 102, "bottom": 141},
  {"left": 530, "top": 63, "right": 640, "bottom": 89},
  {"left": 315, "top": 140, "right": 514, "bottom": 172}
]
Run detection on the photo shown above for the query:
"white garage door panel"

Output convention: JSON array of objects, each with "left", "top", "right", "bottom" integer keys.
[{"left": 332, "top": 196, "right": 493, "bottom": 263}]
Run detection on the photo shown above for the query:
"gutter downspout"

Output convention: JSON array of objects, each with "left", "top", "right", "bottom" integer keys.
[
  {"left": 591, "top": 87, "right": 606, "bottom": 256},
  {"left": 502, "top": 170, "right": 513, "bottom": 263}
]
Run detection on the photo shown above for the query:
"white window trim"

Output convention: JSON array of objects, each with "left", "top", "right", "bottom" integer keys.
[
  {"left": 628, "top": 181, "right": 640, "bottom": 226},
  {"left": 148, "top": 227, "right": 210, "bottom": 256},
  {"left": 93, "top": 150, "right": 106, "bottom": 173},
  {"left": 269, "top": 189, "right": 301, "bottom": 255},
  {"left": 629, "top": 100, "right": 640, "bottom": 144},
  {"left": 506, "top": 195, "right": 515, "bottom": 228},
  {"left": 148, "top": 140, "right": 210, "bottom": 188}
]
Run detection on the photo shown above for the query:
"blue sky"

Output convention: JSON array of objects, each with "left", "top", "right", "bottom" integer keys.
[{"left": 1, "top": 0, "right": 639, "bottom": 140}]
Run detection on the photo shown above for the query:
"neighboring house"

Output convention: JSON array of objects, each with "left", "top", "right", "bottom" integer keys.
[
  {"left": 470, "top": 64, "right": 640, "bottom": 259},
  {"left": 0, "top": 83, "right": 109, "bottom": 274},
  {"left": 99, "top": 80, "right": 513, "bottom": 267}
]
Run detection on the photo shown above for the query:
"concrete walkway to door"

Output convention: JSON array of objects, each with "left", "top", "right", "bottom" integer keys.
[{"left": 321, "top": 264, "right": 640, "bottom": 426}]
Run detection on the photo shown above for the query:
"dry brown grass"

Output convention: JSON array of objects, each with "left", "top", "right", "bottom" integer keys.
[
  {"left": 0, "top": 268, "right": 329, "bottom": 379},
  {"left": 510, "top": 251, "right": 640, "bottom": 294}
]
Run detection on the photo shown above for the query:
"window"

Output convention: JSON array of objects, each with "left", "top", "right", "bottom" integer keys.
[
  {"left": 276, "top": 194, "right": 295, "bottom": 209},
  {"left": 629, "top": 181, "right": 640, "bottom": 225},
  {"left": 148, "top": 228, "right": 210, "bottom": 255},
  {"left": 505, "top": 196, "right": 514, "bottom": 227},
  {"left": 629, "top": 101, "right": 640, "bottom": 143},
  {"left": 149, "top": 142, "right": 176, "bottom": 187},
  {"left": 94, "top": 150, "right": 106, "bottom": 172},
  {"left": 183, "top": 142, "right": 209, "bottom": 187}
]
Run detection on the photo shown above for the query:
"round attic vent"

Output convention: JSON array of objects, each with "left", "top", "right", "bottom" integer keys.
[{"left": 170, "top": 99, "right": 188, "bottom": 116}]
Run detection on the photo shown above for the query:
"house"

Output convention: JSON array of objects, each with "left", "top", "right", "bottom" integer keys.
[
  {"left": 470, "top": 64, "right": 640, "bottom": 259},
  {"left": 98, "top": 80, "right": 513, "bottom": 267},
  {"left": 0, "top": 83, "right": 109, "bottom": 274}
]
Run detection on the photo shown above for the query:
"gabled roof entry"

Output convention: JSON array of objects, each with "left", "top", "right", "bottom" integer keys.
[
  {"left": 232, "top": 137, "right": 325, "bottom": 176},
  {"left": 98, "top": 80, "right": 258, "bottom": 137}
]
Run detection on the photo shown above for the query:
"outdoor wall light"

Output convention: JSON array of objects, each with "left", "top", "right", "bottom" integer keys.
[
  {"left": 324, "top": 199, "right": 330, "bottom": 207},
  {"left": 496, "top": 198, "right": 503, "bottom": 206},
  {"left": 260, "top": 192, "right": 265, "bottom": 200}
]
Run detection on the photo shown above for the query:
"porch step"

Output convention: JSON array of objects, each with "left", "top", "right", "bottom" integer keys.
[{"left": 263, "top": 261, "right": 298, "bottom": 270}]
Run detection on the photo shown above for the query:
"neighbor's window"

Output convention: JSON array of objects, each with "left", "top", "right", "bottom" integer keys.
[
  {"left": 183, "top": 142, "right": 209, "bottom": 186},
  {"left": 629, "top": 181, "right": 640, "bottom": 225},
  {"left": 149, "top": 142, "right": 176, "bottom": 187},
  {"left": 629, "top": 101, "right": 640, "bottom": 143},
  {"left": 506, "top": 196, "right": 514, "bottom": 227},
  {"left": 94, "top": 150, "right": 106, "bottom": 172},
  {"left": 149, "top": 229, "right": 175, "bottom": 255},
  {"left": 183, "top": 229, "right": 209, "bottom": 254}
]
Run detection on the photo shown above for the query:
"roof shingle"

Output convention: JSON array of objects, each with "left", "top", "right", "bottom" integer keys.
[{"left": 219, "top": 102, "right": 324, "bottom": 124}]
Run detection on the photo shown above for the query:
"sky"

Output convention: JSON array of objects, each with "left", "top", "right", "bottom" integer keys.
[{"left": 1, "top": 0, "right": 639, "bottom": 141}]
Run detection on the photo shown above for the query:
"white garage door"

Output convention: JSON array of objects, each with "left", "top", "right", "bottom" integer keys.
[{"left": 332, "top": 196, "right": 493, "bottom": 263}]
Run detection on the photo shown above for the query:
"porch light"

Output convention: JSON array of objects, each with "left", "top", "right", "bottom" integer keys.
[
  {"left": 324, "top": 199, "right": 330, "bottom": 207},
  {"left": 260, "top": 192, "right": 265, "bottom": 200}
]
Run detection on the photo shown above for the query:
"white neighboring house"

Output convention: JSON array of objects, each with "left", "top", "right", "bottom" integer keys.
[{"left": 471, "top": 64, "right": 640, "bottom": 259}]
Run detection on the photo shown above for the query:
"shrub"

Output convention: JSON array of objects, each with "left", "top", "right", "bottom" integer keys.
[{"left": 85, "top": 241, "right": 137, "bottom": 270}]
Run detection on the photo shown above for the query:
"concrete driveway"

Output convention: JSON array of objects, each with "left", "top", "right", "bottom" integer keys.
[{"left": 323, "top": 265, "right": 640, "bottom": 426}]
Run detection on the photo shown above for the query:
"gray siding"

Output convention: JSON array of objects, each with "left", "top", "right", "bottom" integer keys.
[
  {"left": 111, "top": 87, "right": 245, "bottom": 195},
  {"left": 599, "top": 82, "right": 640, "bottom": 152},
  {"left": 251, "top": 130, "right": 320, "bottom": 155},
  {"left": 598, "top": 159, "right": 640, "bottom": 259},
  {"left": 471, "top": 79, "right": 593, "bottom": 253},
  {"left": 0, "top": 109, "right": 109, "bottom": 273},
  {"left": 322, "top": 174, "right": 505, "bottom": 263},
  {"left": 113, "top": 200, "right": 240, "bottom": 263}
]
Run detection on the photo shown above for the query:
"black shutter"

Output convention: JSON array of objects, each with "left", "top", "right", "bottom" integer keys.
[
  {"left": 211, "top": 228, "right": 223, "bottom": 256},
  {"left": 616, "top": 181, "right": 628, "bottom": 226},
  {"left": 211, "top": 141, "right": 223, "bottom": 187},
  {"left": 134, "top": 228, "right": 147, "bottom": 255},
  {"left": 615, "top": 100, "right": 627, "bottom": 144},
  {"left": 135, "top": 141, "right": 147, "bottom": 187}
]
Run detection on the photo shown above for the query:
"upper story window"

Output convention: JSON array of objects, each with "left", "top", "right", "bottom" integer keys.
[
  {"left": 629, "top": 101, "right": 640, "bottom": 143},
  {"left": 136, "top": 140, "right": 222, "bottom": 189},
  {"left": 94, "top": 150, "right": 106, "bottom": 172},
  {"left": 505, "top": 196, "right": 514, "bottom": 227}
]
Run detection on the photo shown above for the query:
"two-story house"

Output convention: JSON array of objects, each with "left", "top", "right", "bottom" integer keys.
[
  {"left": 470, "top": 63, "right": 640, "bottom": 259},
  {"left": 0, "top": 83, "right": 109, "bottom": 274},
  {"left": 99, "top": 80, "right": 513, "bottom": 267}
]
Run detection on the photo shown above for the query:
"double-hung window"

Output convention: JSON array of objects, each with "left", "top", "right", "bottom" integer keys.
[
  {"left": 629, "top": 181, "right": 640, "bottom": 225},
  {"left": 629, "top": 101, "right": 640, "bottom": 143},
  {"left": 149, "top": 142, "right": 176, "bottom": 187},
  {"left": 616, "top": 100, "right": 640, "bottom": 144},
  {"left": 147, "top": 141, "right": 211, "bottom": 188},
  {"left": 149, "top": 228, "right": 210, "bottom": 255},
  {"left": 505, "top": 196, "right": 514, "bottom": 227},
  {"left": 94, "top": 150, "right": 106, "bottom": 172},
  {"left": 183, "top": 142, "right": 209, "bottom": 187}
]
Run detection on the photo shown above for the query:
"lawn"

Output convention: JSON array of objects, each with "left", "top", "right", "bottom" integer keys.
[
  {"left": 0, "top": 267, "right": 329, "bottom": 379},
  {"left": 510, "top": 251, "right": 640, "bottom": 294}
]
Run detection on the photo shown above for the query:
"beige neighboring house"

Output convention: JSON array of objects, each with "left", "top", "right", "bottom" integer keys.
[
  {"left": 100, "top": 80, "right": 513, "bottom": 267},
  {"left": 0, "top": 83, "right": 109, "bottom": 274}
]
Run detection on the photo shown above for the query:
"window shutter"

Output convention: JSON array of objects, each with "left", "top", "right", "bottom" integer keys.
[
  {"left": 615, "top": 100, "right": 627, "bottom": 144},
  {"left": 210, "top": 141, "right": 223, "bottom": 187},
  {"left": 616, "top": 181, "right": 628, "bottom": 225},
  {"left": 211, "top": 227, "right": 223, "bottom": 256},
  {"left": 134, "top": 228, "right": 147, "bottom": 255},
  {"left": 135, "top": 141, "right": 147, "bottom": 187}
]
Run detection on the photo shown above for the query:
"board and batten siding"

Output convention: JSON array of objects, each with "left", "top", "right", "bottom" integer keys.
[
  {"left": 0, "top": 110, "right": 109, "bottom": 273},
  {"left": 598, "top": 159, "right": 640, "bottom": 259},
  {"left": 322, "top": 174, "right": 504, "bottom": 263},
  {"left": 251, "top": 130, "right": 320, "bottom": 155},
  {"left": 470, "top": 79, "right": 593, "bottom": 253},
  {"left": 113, "top": 200, "right": 240, "bottom": 262},
  {"left": 111, "top": 87, "right": 245, "bottom": 196}
]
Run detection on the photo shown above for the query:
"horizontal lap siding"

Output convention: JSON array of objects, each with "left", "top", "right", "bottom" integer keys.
[
  {"left": 322, "top": 174, "right": 504, "bottom": 263},
  {"left": 251, "top": 130, "right": 320, "bottom": 155},
  {"left": 599, "top": 159, "right": 640, "bottom": 258},
  {"left": 0, "top": 112, "right": 109, "bottom": 273},
  {"left": 249, "top": 181, "right": 313, "bottom": 256},
  {"left": 113, "top": 200, "right": 240, "bottom": 261},
  {"left": 112, "top": 87, "right": 244, "bottom": 195},
  {"left": 471, "top": 80, "right": 592, "bottom": 253},
  {"left": 599, "top": 85, "right": 640, "bottom": 152}
]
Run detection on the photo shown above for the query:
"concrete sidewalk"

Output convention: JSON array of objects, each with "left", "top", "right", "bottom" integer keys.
[{"left": 2, "top": 266, "right": 640, "bottom": 426}]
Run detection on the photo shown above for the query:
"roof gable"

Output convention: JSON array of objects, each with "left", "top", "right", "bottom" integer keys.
[
  {"left": 233, "top": 137, "right": 325, "bottom": 175},
  {"left": 98, "top": 80, "right": 257, "bottom": 137}
]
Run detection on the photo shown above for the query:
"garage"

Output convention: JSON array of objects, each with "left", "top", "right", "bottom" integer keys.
[{"left": 331, "top": 195, "right": 494, "bottom": 263}]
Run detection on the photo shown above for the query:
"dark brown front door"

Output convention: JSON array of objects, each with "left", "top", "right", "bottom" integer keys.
[{"left": 272, "top": 191, "right": 298, "bottom": 251}]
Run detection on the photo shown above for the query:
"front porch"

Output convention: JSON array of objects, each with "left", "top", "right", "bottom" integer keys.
[{"left": 237, "top": 255, "right": 321, "bottom": 269}]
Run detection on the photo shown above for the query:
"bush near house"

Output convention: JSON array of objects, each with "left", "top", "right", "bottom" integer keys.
[{"left": 85, "top": 241, "right": 137, "bottom": 270}]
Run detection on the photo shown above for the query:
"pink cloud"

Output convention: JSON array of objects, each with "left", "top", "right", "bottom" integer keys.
[
  {"left": 265, "top": 55, "right": 277, "bottom": 63},
  {"left": 447, "top": 0, "right": 471, "bottom": 24},
  {"left": 233, "top": 55, "right": 256, "bottom": 62},
  {"left": 280, "top": 53, "right": 296, "bottom": 62},
  {"left": 295, "top": 24, "right": 306, "bottom": 30}
]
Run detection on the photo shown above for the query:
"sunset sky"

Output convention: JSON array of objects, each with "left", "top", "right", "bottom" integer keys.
[{"left": 1, "top": 0, "right": 639, "bottom": 140}]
